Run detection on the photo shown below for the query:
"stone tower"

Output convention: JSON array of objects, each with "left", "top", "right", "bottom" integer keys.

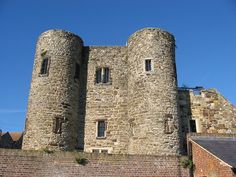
[
  {"left": 23, "top": 27, "right": 181, "bottom": 155},
  {"left": 127, "top": 28, "right": 181, "bottom": 155},
  {"left": 22, "top": 30, "right": 83, "bottom": 150}
]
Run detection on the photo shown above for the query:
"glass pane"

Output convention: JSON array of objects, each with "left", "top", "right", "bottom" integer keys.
[
  {"left": 97, "top": 121, "right": 105, "bottom": 137},
  {"left": 96, "top": 68, "right": 102, "bottom": 83},
  {"left": 103, "top": 68, "right": 109, "bottom": 83},
  {"left": 40, "top": 58, "right": 48, "bottom": 74},
  {"left": 145, "top": 59, "right": 151, "bottom": 71}
]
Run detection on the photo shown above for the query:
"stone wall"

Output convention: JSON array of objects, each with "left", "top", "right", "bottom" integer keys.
[
  {"left": 178, "top": 87, "right": 236, "bottom": 153},
  {"left": 127, "top": 28, "right": 180, "bottom": 155},
  {"left": 22, "top": 30, "right": 83, "bottom": 150},
  {"left": 179, "top": 88, "right": 236, "bottom": 134},
  {"left": 0, "top": 149, "right": 189, "bottom": 177},
  {"left": 83, "top": 46, "right": 130, "bottom": 154},
  {"left": 23, "top": 28, "right": 182, "bottom": 155}
]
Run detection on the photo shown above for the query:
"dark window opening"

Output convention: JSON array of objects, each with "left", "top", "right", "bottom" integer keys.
[
  {"left": 96, "top": 67, "right": 110, "bottom": 84},
  {"left": 53, "top": 117, "right": 63, "bottom": 134},
  {"left": 96, "top": 68, "right": 102, "bottom": 83},
  {"left": 189, "top": 120, "right": 196, "bottom": 132},
  {"left": 74, "top": 63, "right": 80, "bottom": 79},
  {"left": 92, "top": 149, "right": 100, "bottom": 153},
  {"left": 101, "top": 149, "right": 108, "bottom": 154},
  {"left": 97, "top": 121, "right": 106, "bottom": 138},
  {"left": 40, "top": 58, "right": 49, "bottom": 75},
  {"left": 103, "top": 67, "right": 109, "bottom": 83},
  {"left": 145, "top": 59, "right": 152, "bottom": 72}
]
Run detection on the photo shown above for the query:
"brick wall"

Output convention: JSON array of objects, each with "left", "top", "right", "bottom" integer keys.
[
  {"left": 0, "top": 149, "right": 189, "bottom": 177},
  {"left": 191, "top": 142, "right": 236, "bottom": 177}
]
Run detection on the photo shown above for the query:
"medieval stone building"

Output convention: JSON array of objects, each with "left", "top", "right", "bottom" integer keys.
[{"left": 22, "top": 28, "right": 236, "bottom": 156}]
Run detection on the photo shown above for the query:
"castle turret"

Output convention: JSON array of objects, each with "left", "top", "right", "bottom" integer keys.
[
  {"left": 127, "top": 28, "right": 181, "bottom": 155},
  {"left": 22, "top": 30, "right": 83, "bottom": 150}
]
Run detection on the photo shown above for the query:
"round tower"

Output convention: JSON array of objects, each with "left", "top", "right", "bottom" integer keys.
[
  {"left": 22, "top": 30, "right": 83, "bottom": 150},
  {"left": 127, "top": 28, "right": 181, "bottom": 155}
]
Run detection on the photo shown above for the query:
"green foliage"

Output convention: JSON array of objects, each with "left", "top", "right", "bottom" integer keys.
[
  {"left": 180, "top": 157, "right": 194, "bottom": 169},
  {"left": 75, "top": 156, "right": 88, "bottom": 165},
  {"left": 41, "top": 50, "right": 47, "bottom": 57}
]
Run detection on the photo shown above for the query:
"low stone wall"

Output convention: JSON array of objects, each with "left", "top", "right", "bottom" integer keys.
[{"left": 0, "top": 149, "right": 189, "bottom": 177}]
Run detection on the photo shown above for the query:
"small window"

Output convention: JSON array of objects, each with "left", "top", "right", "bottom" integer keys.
[
  {"left": 96, "top": 68, "right": 102, "bottom": 83},
  {"left": 103, "top": 68, "right": 109, "bottom": 83},
  {"left": 145, "top": 59, "right": 152, "bottom": 72},
  {"left": 40, "top": 58, "right": 49, "bottom": 75},
  {"left": 74, "top": 63, "right": 80, "bottom": 79},
  {"left": 193, "top": 90, "right": 201, "bottom": 96},
  {"left": 92, "top": 149, "right": 100, "bottom": 154},
  {"left": 101, "top": 149, "right": 108, "bottom": 154},
  {"left": 96, "top": 67, "right": 110, "bottom": 84},
  {"left": 97, "top": 120, "right": 106, "bottom": 138},
  {"left": 53, "top": 117, "right": 63, "bottom": 134},
  {"left": 189, "top": 120, "right": 196, "bottom": 133}
]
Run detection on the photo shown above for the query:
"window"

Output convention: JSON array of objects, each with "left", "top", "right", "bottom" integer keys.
[
  {"left": 193, "top": 90, "right": 201, "bottom": 96},
  {"left": 96, "top": 67, "right": 110, "bottom": 83},
  {"left": 189, "top": 120, "right": 196, "bottom": 133},
  {"left": 101, "top": 149, "right": 108, "bottom": 154},
  {"left": 74, "top": 63, "right": 80, "bottom": 79},
  {"left": 97, "top": 120, "right": 106, "bottom": 138},
  {"left": 53, "top": 117, "right": 63, "bottom": 134},
  {"left": 40, "top": 58, "right": 49, "bottom": 75},
  {"left": 103, "top": 68, "right": 109, "bottom": 83},
  {"left": 145, "top": 59, "right": 152, "bottom": 72},
  {"left": 92, "top": 149, "right": 109, "bottom": 154},
  {"left": 92, "top": 149, "right": 99, "bottom": 154},
  {"left": 96, "top": 68, "right": 102, "bottom": 83},
  {"left": 164, "top": 114, "right": 174, "bottom": 134}
]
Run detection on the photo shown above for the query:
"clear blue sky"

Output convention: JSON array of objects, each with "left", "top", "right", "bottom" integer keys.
[{"left": 1, "top": 0, "right": 236, "bottom": 132}]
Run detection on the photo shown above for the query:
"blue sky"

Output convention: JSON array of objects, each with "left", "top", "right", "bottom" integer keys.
[{"left": 0, "top": 0, "right": 236, "bottom": 132}]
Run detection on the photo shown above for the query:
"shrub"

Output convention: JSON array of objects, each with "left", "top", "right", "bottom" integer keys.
[
  {"left": 180, "top": 157, "right": 194, "bottom": 169},
  {"left": 75, "top": 156, "right": 88, "bottom": 165}
]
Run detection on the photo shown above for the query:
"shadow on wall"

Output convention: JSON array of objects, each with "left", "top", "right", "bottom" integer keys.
[
  {"left": 76, "top": 47, "right": 89, "bottom": 150},
  {"left": 178, "top": 87, "right": 193, "bottom": 155}
]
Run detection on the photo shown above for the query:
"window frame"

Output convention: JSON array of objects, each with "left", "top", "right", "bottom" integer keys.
[
  {"left": 96, "top": 120, "right": 107, "bottom": 139},
  {"left": 53, "top": 117, "right": 64, "bottom": 134},
  {"left": 189, "top": 119, "right": 197, "bottom": 133},
  {"left": 39, "top": 58, "right": 50, "bottom": 76},
  {"left": 144, "top": 58, "right": 153, "bottom": 73},
  {"left": 95, "top": 67, "right": 110, "bottom": 84}
]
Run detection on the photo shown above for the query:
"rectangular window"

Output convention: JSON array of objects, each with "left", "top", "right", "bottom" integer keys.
[
  {"left": 40, "top": 58, "right": 49, "bottom": 75},
  {"left": 53, "top": 117, "right": 63, "bottom": 134},
  {"left": 96, "top": 68, "right": 102, "bottom": 83},
  {"left": 92, "top": 149, "right": 100, "bottom": 154},
  {"left": 74, "top": 63, "right": 80, "bottom": 79},
  {"left": 145, "top": 59, "right": 152, "bottom": 72},
  {"left": 97, "top": 120, "right": 106, "bottom": 138},
  {"left": 189, "top": 120, "right": 196, "bottom": 133},
  {"left": 103, "top": 67, "right": 109, "bottom": 83},
  {"left": 101, "top": 149, "right": 108, "bottom": 154},
  {"left": 96, "top": 67, "right": 110, "bottom": 84}
]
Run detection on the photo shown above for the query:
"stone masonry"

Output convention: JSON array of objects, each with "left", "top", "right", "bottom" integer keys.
[
  {"left": 22, "top": 27, "right": 236, "bottom": 156},
  {"left": 178, "top": 87, "right": 236, "bottom": 152},
  {"left": 22, "top": 28, "right": 181, "bottom": 155}
]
